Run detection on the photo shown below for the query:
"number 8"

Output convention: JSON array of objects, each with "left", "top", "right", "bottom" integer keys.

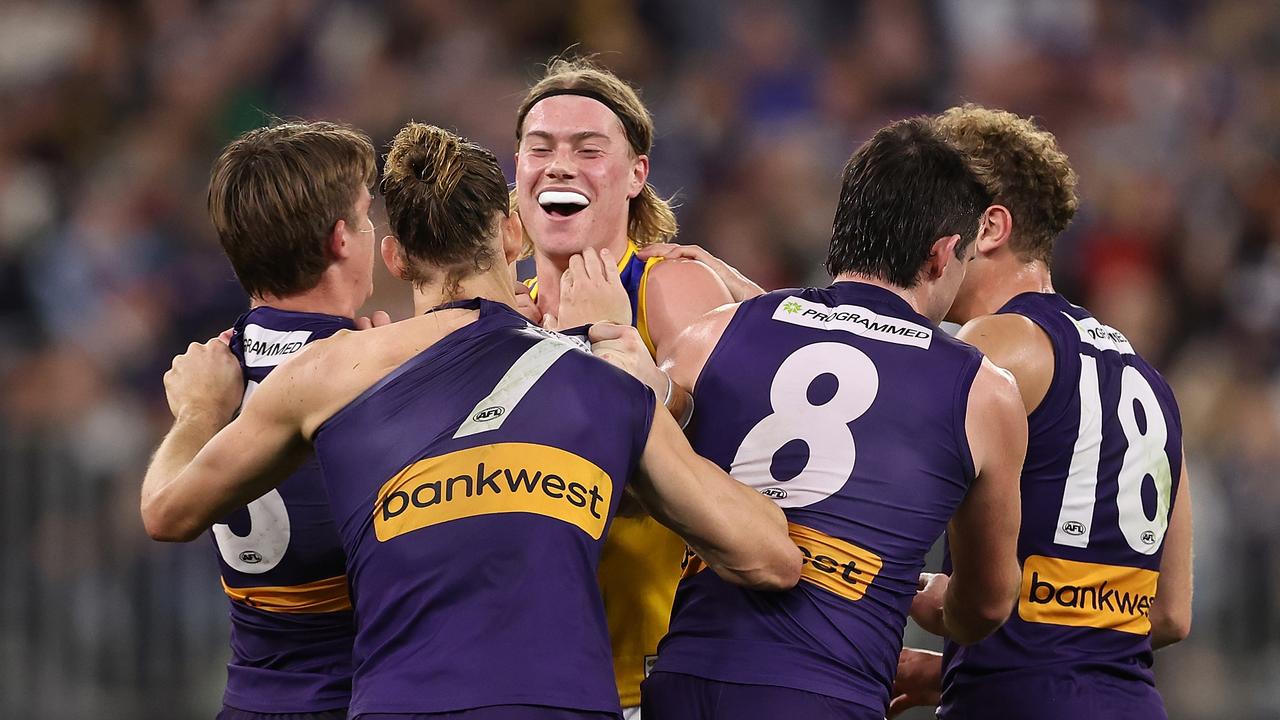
[{"left": 730, "top": 342, "right": 878, "bottom": 508}]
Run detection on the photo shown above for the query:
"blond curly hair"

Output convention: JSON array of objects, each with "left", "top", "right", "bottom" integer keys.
[{"left": 934, "top": 104, "right": 1079, "bottom": 265}]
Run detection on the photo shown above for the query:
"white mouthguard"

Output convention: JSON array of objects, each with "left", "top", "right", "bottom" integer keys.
[{"left": 538, "top": 190, "right": 590, "bottom": 206}]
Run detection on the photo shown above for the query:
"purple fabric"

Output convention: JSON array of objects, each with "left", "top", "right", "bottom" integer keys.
[{"left": 641, "top": 672, "right": 880, "bottom": 720}]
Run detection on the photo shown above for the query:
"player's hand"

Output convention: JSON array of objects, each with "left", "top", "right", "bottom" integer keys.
[
  {"left": 636, "top": 243, "right": 765, "bottom": 302},
  {"left": 355, "top": 311, "right": 392, "bottom": 330},
  {"left": 910, "top": 572, "right": 951, "bottom": 637},
  {"left": 553, "top": 247, "right": 631, "bottom": 329},
  {"left": 163, "top": 336, "right": 242, "bottom": 426},
  {"left": 588, "top": 322, "right": 667, "bottom": 396},
  {"left": 512, "top": 281, "right": 543, "bottom": 325},
  {"left": 888, "top": 648, "right": 943, "bottom": 718}
]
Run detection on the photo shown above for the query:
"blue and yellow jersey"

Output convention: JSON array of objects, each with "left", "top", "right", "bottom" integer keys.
[
  {"left": 523, "top": 240, "right": 681, "bottom": 706},
  {"left": 216, "top": 306, "right": 355, "bottom": 714}
]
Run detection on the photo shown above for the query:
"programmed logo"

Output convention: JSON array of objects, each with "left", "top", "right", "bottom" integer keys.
[{"left": 772, "top": 296, "right": 932, "bottom": 349}]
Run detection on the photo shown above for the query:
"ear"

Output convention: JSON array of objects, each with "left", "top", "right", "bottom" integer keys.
[
  {"left": 628, "top": 154, "right": 650, "bottom": 199},
  {"left": 381, "top": 235, "right": 409, "bottom": 280},
  {"left": 927, "top": 234, "right": 961, "bottom": 280},
  {"left": 500, "top": 211, "right": 524, "bottom": 266},
  {"left": 329, "top": 219, "right": 351, "bottom": 260},
  {"left": 976, "top": 205, "right": 1013, "bottom": 256}
]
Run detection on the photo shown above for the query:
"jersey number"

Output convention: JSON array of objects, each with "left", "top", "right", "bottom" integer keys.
[
  {"left": 730, "top": 342, "right": 878, "bottom": 508},
  {"left": 1054, "top": 358, "right": 1173, "bottom": 554},
  {"left": 212, "top": 380, "right": 291, "bottom": 573}
]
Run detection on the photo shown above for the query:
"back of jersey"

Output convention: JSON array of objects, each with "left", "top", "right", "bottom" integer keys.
[
  {"left": 311, "top": 299, "right": 655, "bottom": 717},
  {"left": 214, "top": 306, "right": 355, "bottom": 714},
  {"left": 942, "top": 292, "right": 1184, "bottom": 711},
  {"left": 655, "top": 282, "right": 983, "bottom": 713}
]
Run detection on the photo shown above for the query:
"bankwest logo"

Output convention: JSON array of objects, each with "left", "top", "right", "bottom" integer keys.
[
  {"left": 242, "top": 324, "right": 313, "bottom": 368},
  {"left": 773, "top": 296, "right": 932, "bottom": 349},
  {"left": 374, "top": 442, "right": 612, "bottom": 541},
  {"left": 1019, "top": 554, "right": 1159, "bottom": 635},
  {"left": 683, "top": 522, "right": 883, "bottom": 602},
  {"left": 1064, "top": 313, "right": 1135, "bottom": 356}
]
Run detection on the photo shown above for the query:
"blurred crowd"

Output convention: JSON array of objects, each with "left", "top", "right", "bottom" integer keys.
[{"left": 0, "top": 1, "right": 1277, "bottom": 717}]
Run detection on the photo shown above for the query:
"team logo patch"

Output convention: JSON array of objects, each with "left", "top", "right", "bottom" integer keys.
[
  {"left": 373, "top": 442, "right": 613, "bottom": 541},
  {"left": 472, "top": 406, "right": 505, "bottom": 422},
  {"left": 772, "top": 296, "right": 932, "bottom": 349},
  {"left": 1019, "top": 555, "right": 1159, "bottom": 635}
]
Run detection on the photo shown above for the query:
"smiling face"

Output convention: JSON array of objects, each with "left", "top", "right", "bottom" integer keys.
[{"left": 515, "top": 95, "right": 648, "bottom": 260}]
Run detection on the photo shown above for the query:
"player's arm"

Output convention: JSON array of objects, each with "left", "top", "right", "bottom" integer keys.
[
  {"left": 630, "top": 402, "right": 802, "bottom": 591},
  {"left": 642, "top": 257, "right": 735, "bottom": 362},
  {"left": 141, "top": 340, "right": 320, "bottom": 543},
  {"left": 637, "top": 243, "right": 766, "bottom": 302},
  {"left": 888, "top": 648, "right": 943, "bottom": 718},
  {"left": 955, "top": 312, "right": 1054, "bottom": 415},
  {"left": 1149, "top": 457, "right": 1192, "bottom": 649},
  {"left": 917, "top": 360, "right": 1026, "bottom": 645}
]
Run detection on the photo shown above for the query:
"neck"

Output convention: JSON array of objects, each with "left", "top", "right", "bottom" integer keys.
[
  {"left": 254, "top": 278, "right": 363, "bottom": 319},
  {"left": 531, "top": 234, "right": 632, "bottom": 314},
  {"left": 953, "top": 259, "right": 1054, "bottom": 324},
  {"left": 832, "top": 272, "right": 936, "bottom": 321},
  {"left": 410, "top": 266, "right": 519, "bottom": 316}
]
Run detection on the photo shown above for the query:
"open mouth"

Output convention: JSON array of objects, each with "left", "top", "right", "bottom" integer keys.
[{"left": 538, "top": 190, "right": 589, "bottom": 218}]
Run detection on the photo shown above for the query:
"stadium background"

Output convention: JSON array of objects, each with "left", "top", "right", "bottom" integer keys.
[{"left": 0, "top": 1, "right": 1276, "bottom": 718}]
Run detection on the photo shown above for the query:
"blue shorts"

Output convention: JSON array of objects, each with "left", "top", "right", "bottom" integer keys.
[
  {"left": 641, "top": 672, "right": 881, "bottom": 720},
  {"left": 941, "top": 670, "right": 1167, "bottom": 720},
  {"left": 356, "top": 707, "right": 619, "bottom": 720},
  {"left": 218, "top": 709, "right": 346, "bottom": 720}
]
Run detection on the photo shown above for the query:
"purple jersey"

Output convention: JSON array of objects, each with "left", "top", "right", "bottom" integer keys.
[
  {"left": 941, "top": 293, "right": 1184, "bottom": 719},
  {"left": 310, "top": 299, "right": 654, "bottom": 717},
  {"left": 215, "top": 306, "right": 356, "bottom": 713},
  {"left": 653, "top": 282, "right": 983, "bottom": 714}
]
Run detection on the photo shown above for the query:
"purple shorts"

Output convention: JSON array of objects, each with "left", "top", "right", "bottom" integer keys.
[
  {"left": 641, "top": 672, "right": 881, "bottom": 720},
  {"left": 941, "top": 671, "right": 1167, "bottom": 720},
  {"left": 356, "top": 707, "right": 619, "bottom": 720},
  {"left": 217, "top": 709, "right": 346, "bottom": 720}
]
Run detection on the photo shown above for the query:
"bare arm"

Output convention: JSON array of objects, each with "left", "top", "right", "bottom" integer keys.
[
  {"left": 1150, "top": 458, "right": 1192, "bottom": 649},
  {"left": 916, "top": 360, "right": 1025, "bottom": 645},
  {"left": 956, "top": 313, "right": 1054, "bottom": 415},
  {"left": 637, "top": 243, "right": 766, "bottom": 302},
  {"left": 630, "top": 401, "right": 801, "bottom": 591},
  {"left": 642, "top": 257, "right": 735, "bottom": 362},
  {"left": 141, "top": 341, "right": 320, "bottom": 542}
]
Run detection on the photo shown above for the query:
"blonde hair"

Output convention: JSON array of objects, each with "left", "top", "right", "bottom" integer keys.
[
  {"left": 382, "top": 122, "right": 509, "bottom": 292},
  {"left": 934, "top": 104, "right": 1079, "bottom": 265},
  {"left": 514, "top": 56, "right": 677, "bottom": 256}
]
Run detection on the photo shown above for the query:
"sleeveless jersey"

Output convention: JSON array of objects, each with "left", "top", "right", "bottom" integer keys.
[
  {"left": 526, "top": 240, "right": 682, "bottom": 706},
  {"left": 654, "top": 282, "right": 983, "bottom": 713},
  {"left": 310, "top": 299, "right": 655, "bottom": 716},
  {"left": 941, "top": 293, "right": 1184, "bottom": 716},
  {"left": 215, "top": 306, "right": 356, "bottom": 713}
]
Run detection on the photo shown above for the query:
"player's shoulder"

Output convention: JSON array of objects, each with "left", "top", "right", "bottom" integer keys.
[{"left": 644, "top": 255, "right": 733, "bottom": 304}]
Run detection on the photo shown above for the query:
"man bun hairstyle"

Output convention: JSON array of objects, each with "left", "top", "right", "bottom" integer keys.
[{"left": 382, "top": 122, "right": 509, "bottom": 290}]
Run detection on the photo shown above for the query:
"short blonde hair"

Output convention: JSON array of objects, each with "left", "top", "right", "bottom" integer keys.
[
  {"left": 514, "top": 56, "right": 677, "bottom": 256},
  {"left": 934, "top": 104, "right": 1078, "bottom": 265}
]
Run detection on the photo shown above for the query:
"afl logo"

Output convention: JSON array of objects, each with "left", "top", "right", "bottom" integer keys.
[
  {"left": 1141, "top": 530, "right": 1156, "bottom": 545},
  {"left": 239, "top": 550, "right": 263, "bottom": 564},
  {"left": 473, "top": 406, "right": 505, "bottom": 422},
  {"left": 761, "top": 488, "right": 788, "bottom": 500},
  {"left": 1061, "top": 520, "right": 1087, "bottom": 537}
]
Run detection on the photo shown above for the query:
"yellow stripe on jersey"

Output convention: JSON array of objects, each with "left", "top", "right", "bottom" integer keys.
[
  {"left": 682, "top": 523, "right": 884, "bottom": 603},
  {"left": 222, "top": 574, "right": 352, "bottom": 614},
  {"left": 635, "top": 255, "right": 661, "bottom": 357},
  {"left": 523, "top": 241, "right": 640, "bottom": 303},
  {"left": 1018, "top": 555, "right": 1159, "bottom": 635}
]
